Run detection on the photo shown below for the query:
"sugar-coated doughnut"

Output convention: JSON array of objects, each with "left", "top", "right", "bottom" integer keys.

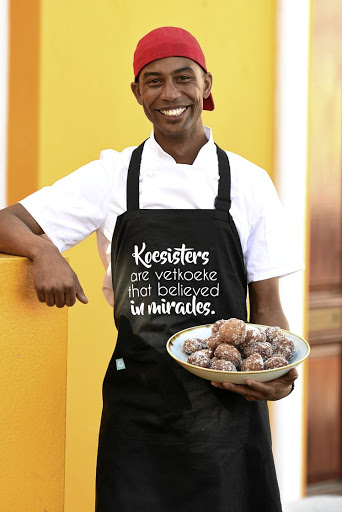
[
  {"left": 264, "top": 355, "right": 288, "bottom": 369},
  {"left": 211, "top": 319, "right": 226, "bottom": 334},
  {"left": 240, "top": 326, "right": 266, "bottom": 349},
  {"left": 243, "top": 341, "right": 273, "bottom": 361},
  {"left": 214, "top": 344, "right": 242, "bottom": 368},
  {"left": 206, "top": 333, "right": 223, "bottom": 351},
  {"left": 265, "top": 326, "right": 284, "bottom": 344},
  {"left": 182, "top": 338, "right": 206, "bottom": 354},
  {"left": 210, "top": 359, "right": 237, "bottom": 371},
  {"left": 218, "top": 318, "right": 246, "bottom": 346},
  {"left": 241, "top": 353, "right": 264, "bottom": 371},
  {"left": 272, "top": 337, "right": 295, "bottom": 361},
  {"left": 197, "top": 348, "right": 214, "bottom": 358},
  {"left": 187, "top": 351, "right": 211, "bottom": 368}
]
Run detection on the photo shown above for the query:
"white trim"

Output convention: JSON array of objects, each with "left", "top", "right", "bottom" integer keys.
[
  {"left": 273, "top": 0, "right": 311, "bottom": 504},
  {"left": 0, "top": 0, "right": 8, "bottom": 208}
]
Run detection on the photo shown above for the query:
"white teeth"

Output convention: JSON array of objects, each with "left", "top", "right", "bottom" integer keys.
[{"left": 159, "top": 107, "right": 186, "bottom": 117}]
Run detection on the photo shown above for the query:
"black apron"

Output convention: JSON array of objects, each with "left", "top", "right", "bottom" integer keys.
[{"left": 95, "top": 142, "right": 282, "bottom": 512}]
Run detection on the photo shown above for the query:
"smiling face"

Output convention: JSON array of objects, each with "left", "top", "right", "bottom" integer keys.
[{"left": 131, "top": 57, "right": 212, "bottom": 143}]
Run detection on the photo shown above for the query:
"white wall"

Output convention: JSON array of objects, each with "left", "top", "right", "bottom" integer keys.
[
  {"left": 0, "top": 0, "right": 8, "bottom": 208},
  {"left": 273, "top": 0, "right": 311, "bottom": 504}
]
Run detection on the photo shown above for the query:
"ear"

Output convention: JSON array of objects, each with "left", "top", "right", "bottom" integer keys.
[
  {"left": 203, "top": 72, "right": 213, "bottom": 100},
  {"left": 131, "top": 82, "right": 143, "bottom": 105}
]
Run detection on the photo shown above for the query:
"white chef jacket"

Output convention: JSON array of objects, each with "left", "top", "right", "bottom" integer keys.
[{"left": 20, "top": 127, "right": 303, "bottom": 306}]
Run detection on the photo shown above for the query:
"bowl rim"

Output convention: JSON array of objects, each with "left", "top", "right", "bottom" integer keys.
[{"left": 166, "top": 323, "right": 310, "bottom": 376}]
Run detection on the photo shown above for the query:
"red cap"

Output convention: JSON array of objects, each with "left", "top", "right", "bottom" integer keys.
[{"left": 133, "top": 26, "right": 214, "bottom": 111}]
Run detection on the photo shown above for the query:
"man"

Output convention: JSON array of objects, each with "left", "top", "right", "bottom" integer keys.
[{"left": 0, "top": 27, "right": 301, "bottom": 511}]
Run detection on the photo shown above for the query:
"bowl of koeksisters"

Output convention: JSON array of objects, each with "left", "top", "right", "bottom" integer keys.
[{"left": 166, "top": 318, "right": 310, "bottom": 384}]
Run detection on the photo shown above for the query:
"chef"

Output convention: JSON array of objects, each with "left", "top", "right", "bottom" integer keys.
[{"left": 0, "top": 26, "right": 301, "bottom": 511}]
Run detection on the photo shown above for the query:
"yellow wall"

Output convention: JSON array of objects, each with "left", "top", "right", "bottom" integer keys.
[
  {"left": 9, "top": 1, "right": 276, "bottom": 510},
  {"left": 0, "top": 255, "right": 67, "bottom": 512}
]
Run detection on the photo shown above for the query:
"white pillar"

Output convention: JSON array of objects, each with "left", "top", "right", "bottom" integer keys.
[
  {"left": 273, "top": 0, "right": 311, "bottom": 504},
  {"left": 0, "top": 0, "right": 8, "bottom": 209}
]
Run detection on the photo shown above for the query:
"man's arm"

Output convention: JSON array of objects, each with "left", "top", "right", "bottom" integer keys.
[
  {"left": 249, "top": 277, "right": 289, "bottom": 330},
  {"left": 211, "top": 277, "right": 298, "bottom": 400},
  {"left": 0, "top": 204, "right": 88, "bottom": 307}
]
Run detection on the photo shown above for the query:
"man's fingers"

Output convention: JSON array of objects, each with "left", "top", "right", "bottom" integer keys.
[
  {"left": 54, "top": 288, "right": 66, "bottom": 308},
  {"left": 212, "top": 381, "right": 266, "bottom": 400},
  {"left": 211, "top": 368, "right": 297, "bottom": 401},
  {"left": 36, "top": 289, "right": 46, "bottom": 303},
  {"left": 212, "top": 381, "right": 256, "bottom": 395},
  {"left": 282, "top": 368, "right": 298, "bottom": 382},
  {"left": 277, "top": 368, "right": 298, "bottom": 383},
  {"left": 75, "top": 280, "right": 88, "bottom": 304},
  {"left": 44, "top": 290, "right": 55, "bottom": 307},
  {"left": 227, "top": 383, "right": 265, "bottom": 400},
  {"left": 246, "top": 368, "right": 298, "bottom": 387},
  {"left": 245, "top": 395, "right": 258, "bottom": 401},
  {"left": 244, "top": 379, "right": 272, "bottom": 393},
  {"left": 36, "top": 282, "right": 83, "bottom": 308},
  {"left": 31, "top": 252, "right": 87, "bottom": 307},
  {"left": 65, "top": 287, "right": 77, "bottom": 307},
  {"left": 76, "top": 291, "right": 88, "bottom": 304}
]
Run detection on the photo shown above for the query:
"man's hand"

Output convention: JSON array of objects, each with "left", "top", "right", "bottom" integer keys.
[
  {"left": 32, "top": 244, "right": 88, "bottom": 308},
  {"left": 0, "top": 204, "right": 88, "bottom": 308},
  {"left": 211, "top": 368, "right": 298, "bottom": 401}
]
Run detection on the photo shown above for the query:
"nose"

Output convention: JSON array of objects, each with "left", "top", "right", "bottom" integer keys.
[{"left": 159, "top": 79, "right": 182, "bottom": 102}]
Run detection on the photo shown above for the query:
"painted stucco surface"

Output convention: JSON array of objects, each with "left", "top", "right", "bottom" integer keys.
[{"left": 0, "top": 254, "right": 68, "bottom": 512}]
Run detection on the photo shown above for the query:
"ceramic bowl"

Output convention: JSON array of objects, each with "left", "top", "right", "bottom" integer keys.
[{"left": 166, "top": 323, "right": 310, "bottom": 384}]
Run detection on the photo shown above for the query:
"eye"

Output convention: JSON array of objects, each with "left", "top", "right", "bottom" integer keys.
[
  {"left": 146, "top": 78, "right": 161, "bottom": 85},
  {"left": 177, "top": 75, "right": 191, "bottom": 81}
]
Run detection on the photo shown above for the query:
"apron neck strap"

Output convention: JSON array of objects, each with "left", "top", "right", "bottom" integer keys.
[
  {"left": 214, "top": 144, "right": 231, "bottom": 211},
  {"left": 126, "top": 140, "right": 232, "bottom": 211},
  {"left": 126, "top": 141, "right": 146, "bottom": 211}
]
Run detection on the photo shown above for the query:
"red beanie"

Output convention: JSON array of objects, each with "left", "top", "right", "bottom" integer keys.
[{"left": 133, "top": 27, "right": 214, "bottom": 111}]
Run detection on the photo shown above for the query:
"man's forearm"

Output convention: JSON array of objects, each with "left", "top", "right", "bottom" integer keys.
[
  {"left": 248, "top": 277, "right": 289, "bottom": 330},
  {"left": 0, "top": 212, "right": 49, "bottom": 259},
  {"left": 249, "top": 309, "right": 289, "bottom": 330},
  {"left": 0, "top": 204, "right": 51, "bottom": 260}
]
